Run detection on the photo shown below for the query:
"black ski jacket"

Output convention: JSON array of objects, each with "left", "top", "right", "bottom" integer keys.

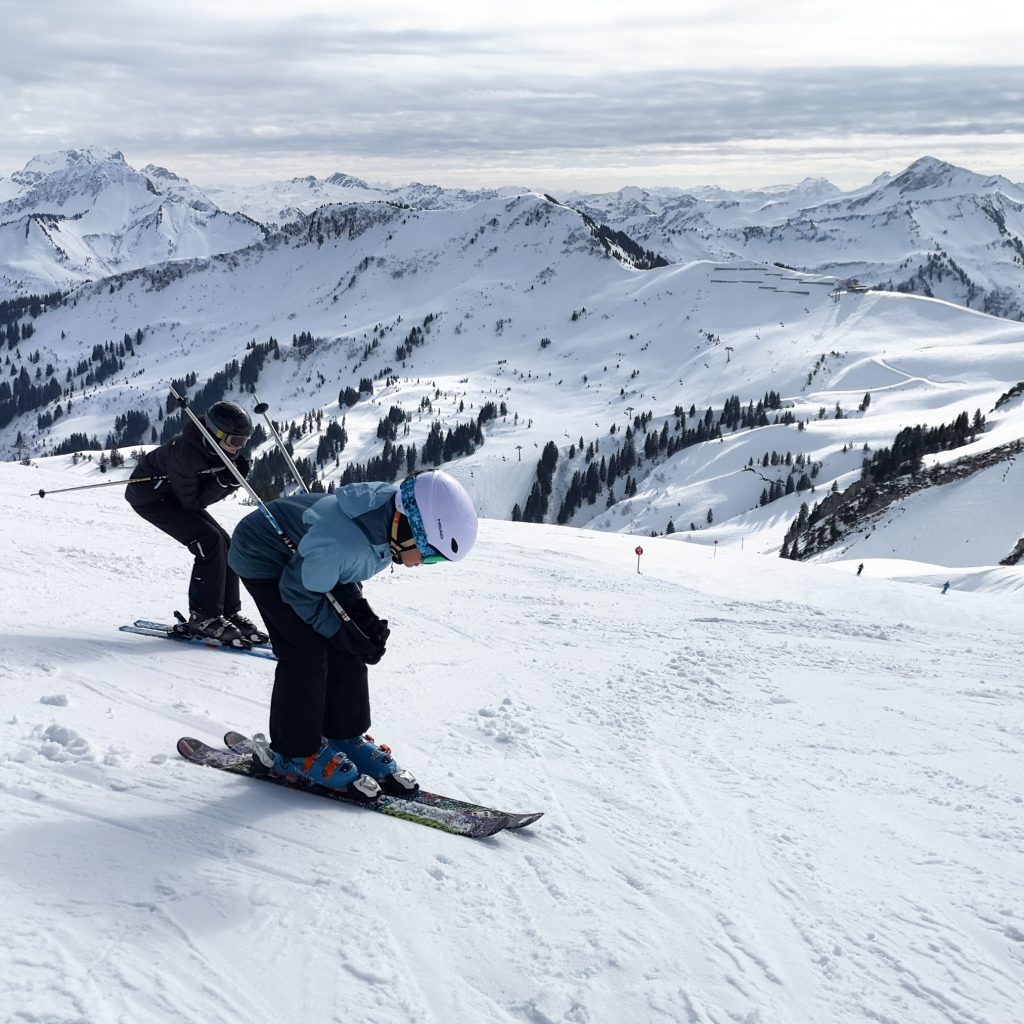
[{"left": 125, "top": 416, "right": 247, "bottom": 510}]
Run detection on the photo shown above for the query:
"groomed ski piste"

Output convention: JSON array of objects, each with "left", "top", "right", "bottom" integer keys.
[{"left": 2, "top": 458, "right": 1023, "bottom": 1024}]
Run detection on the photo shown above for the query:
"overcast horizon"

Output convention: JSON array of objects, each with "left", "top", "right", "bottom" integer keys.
[{"left": 3, "top": 1, "right": 1023, "bottom": 193}]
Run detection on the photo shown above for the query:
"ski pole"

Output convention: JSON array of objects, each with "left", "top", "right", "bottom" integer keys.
[
  {"left": 35, "top": 467, "right": 221, "bottom": 499},
  {"left": 36, "top": 475, "right": 163, "bottom": 499},
  {"left": 252, "top": 394, "right": 311, "bottom": 494},
  {"left": 169, "top": 387, "right": 357, "bottom": 628}
]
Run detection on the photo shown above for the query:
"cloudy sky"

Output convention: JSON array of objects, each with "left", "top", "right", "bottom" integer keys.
[{"left": 3, "top": 0, "right": 1023, "bottom": 192}]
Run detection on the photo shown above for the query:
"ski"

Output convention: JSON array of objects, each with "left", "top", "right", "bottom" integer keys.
[
  {"left": 224, "top": 731, "right": 543, "bottom": 830},
  {"left": 177, "top": 737, "right": 511, "bottom": 839},
  {"left": 119, "top": 623, "right": 277, "bottom": 660}
]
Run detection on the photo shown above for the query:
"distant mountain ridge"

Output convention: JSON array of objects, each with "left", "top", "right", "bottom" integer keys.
[
  {"left": 2, "top": 149, "right": 1023, "bottom": 322},
  {"left": 568, "top": 156, "right": 1024, "bottom": 320},
  {"left": 0, "top": 148, "right": 265, "bottom": 295}
]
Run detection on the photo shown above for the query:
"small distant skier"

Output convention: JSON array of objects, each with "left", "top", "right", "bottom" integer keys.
[
  {"left": 125, "top": 400, "right": 262, "bottom": 646},
  {"left": 857, "top": 563, "right": 864, "bottom": 576},
  {"left": 227, "top": 469, "right": 478, "bottom": 798},
  {"left": 941, "top": 581, "right": 950, "bottom": 595}
]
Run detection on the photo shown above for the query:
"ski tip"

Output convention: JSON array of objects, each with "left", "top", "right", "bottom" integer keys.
[
  {"left": 476, "top": 815, "right": 514, "bottom": 838},
  {"left": 176, "top": 736, "right": 202, "bottom": 758},
  {"left": 507, "top": 812, "right": 545, "bottom": 829},
  {"left": 224, "top": 730, "right": 249, "bottom": 747}
]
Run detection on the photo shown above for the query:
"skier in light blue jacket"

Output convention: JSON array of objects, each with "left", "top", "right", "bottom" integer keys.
[{"left": 228, "top": 470, "right": 478, "bottom": 798}]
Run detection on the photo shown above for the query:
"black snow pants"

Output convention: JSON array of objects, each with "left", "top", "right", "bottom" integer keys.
[
  {"left": 240, "top": 576, "right": 371, "bottom": 757},
  {"left": 130, "top": 500, "right": 240, "bottom": 618}
]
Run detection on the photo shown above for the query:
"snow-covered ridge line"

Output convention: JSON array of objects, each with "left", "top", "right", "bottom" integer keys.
[{"left": 3, "top": 149, "right": 1023, "bottom": 319}]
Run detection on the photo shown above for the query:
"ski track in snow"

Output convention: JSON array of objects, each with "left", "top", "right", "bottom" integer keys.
[{"left": 2, "top": 464, "right": 1024, "bottom": 1023}]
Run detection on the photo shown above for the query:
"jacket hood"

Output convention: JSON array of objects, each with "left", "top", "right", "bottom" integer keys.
[
  {"left": 337, "top": 481, "right": 398, "bottom": 519},
  {"left": 299, "top": 481, "right": 397, "bottom": 552},
  {"left": 297, "top": 482, "right": 397, "bottom": 592}
]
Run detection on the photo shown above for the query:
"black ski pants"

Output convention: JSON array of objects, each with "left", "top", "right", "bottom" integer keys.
[
  {"left": 240, "top": 576, "right": 371, "bottom": 757},
  {"left": 130, "top": 500, "right": 240, "bottom": 618}
]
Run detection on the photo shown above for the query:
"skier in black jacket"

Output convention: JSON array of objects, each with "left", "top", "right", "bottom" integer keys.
[{"left": 126, "top": 400, "right": 262, "bottom": 645}]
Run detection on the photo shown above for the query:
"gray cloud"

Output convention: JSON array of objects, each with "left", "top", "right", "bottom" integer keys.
[
  {"left": 2, "top": 1, "right": 1022, "bottom": 187},
  {"left": 95, "top": 67, "right": 1023, "bottom": 155}
]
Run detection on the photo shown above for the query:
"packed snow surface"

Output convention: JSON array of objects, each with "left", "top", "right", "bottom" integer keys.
[{"left": 2, "top": 460, "right": 1022, "bottom": 1024}]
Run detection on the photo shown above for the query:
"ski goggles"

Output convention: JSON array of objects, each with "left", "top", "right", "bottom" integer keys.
[
  {"left": 390, "top": 511, "right": 448, "bottom": 564},
  {"left": 211, "top": 428, "right": 251, "bottom": 449}
]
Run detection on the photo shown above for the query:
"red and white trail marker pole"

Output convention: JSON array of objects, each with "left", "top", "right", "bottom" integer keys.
[{"left": 635, "top": 545, "right": 644, "bottom": 575}]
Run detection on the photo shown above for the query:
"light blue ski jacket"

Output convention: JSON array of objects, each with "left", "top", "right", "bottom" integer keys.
[{"left": 228, "top": 482, "right": 396, "bottom": 639}]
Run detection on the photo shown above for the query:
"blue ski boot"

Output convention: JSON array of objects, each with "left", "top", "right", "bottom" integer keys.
[
  {"left": 251, "top": 734, "right": 381, "bottom": 800},
  {"left": 328, "top": 734, "right": 419, "bottom": 796}
]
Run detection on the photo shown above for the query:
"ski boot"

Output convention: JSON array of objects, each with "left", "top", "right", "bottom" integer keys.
[
  {"left": 328, "top": 733, "right": 419, "bottom": 797},
  {"left": 183, "top": 611, "right": 247, "bottom": 648},
  {"left": 251, "top": 734, "right": 381, "bottom": 800},
  {"left": 227, "top": 611, "right": 269, "bottom": 644}
]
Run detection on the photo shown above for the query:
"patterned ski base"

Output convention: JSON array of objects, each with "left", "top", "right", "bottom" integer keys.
[
  {"left": 177, "top": 737, "right": 511, "bottom": 839},
  {"left": 120, "top": 621, "right": 277, "bottom": 660},
  {"left": 224, "top": 732, "right": 543, "bottom": 830}
]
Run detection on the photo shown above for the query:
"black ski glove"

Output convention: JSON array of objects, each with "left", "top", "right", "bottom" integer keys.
[
  {"left": 234, "top": 454, "right": 250, "bottom": 478},
  {"left": 331, "top": 598, "right": 390, "bottom": 664}
]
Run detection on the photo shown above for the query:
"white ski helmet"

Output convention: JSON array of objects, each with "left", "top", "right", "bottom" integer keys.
[{"left": 395, "top": 470, "right": 478, "bottom": 562}]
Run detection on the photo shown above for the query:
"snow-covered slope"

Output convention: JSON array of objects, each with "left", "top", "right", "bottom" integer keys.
[{"left": 2, "top": 457, "right": 1022, "bottom": 1024}]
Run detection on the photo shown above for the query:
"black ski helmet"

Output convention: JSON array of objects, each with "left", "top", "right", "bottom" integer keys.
[{"left": 204, "top": 401, "right": 252, "bottom": 447}]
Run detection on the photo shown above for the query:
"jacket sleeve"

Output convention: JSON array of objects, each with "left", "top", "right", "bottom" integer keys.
[
  {"left": 167, "top": 442, "right": 237, "bottom": 510},
  {"left": 196, "top": 467, "right": 240, "bottom": 507},
  {"left": 277, "top": 556, "right": 358, "bottom": 639},
  {"left": 275, "top": 512, "right": 384, "bottom": 639}
]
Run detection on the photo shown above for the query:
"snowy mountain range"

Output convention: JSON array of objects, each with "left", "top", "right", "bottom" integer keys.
[
  {"left": 5, "top": 150, "right": 1023, "bottom": 319},
  {"left": 0, "top": 149, "right": 266, "bottom": 294},
  {"left": 569, "top": 157, "right": 1024, "bottom": 320},
  {"left": 2, "top": 147, "right": 1023, "bottom": 572}
]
